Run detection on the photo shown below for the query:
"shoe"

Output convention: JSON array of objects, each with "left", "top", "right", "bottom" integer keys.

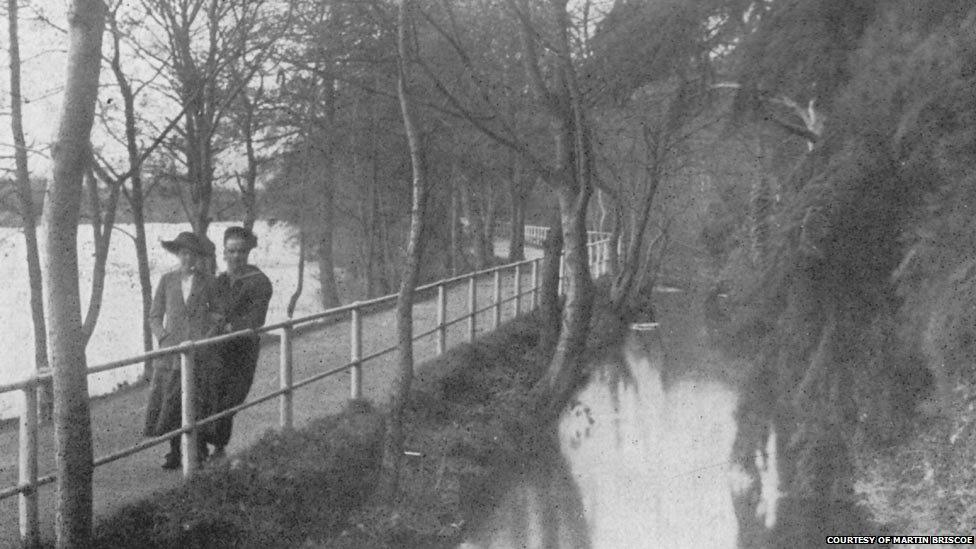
[
  {"left": 209, "top": 447, "right": 226, "bottom": 462},
  {"left": 162, "top": 453, "right": 180, "bottom": 470}
]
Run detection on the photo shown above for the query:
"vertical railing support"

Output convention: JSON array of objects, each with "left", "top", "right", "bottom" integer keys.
[
  {"left": 279, "top": 326, "right": 293, "bottom": 429},
  {"left": 468, "top": 276, "right": 477, "bottom": 342},
  {"left": 514, "top": 264, "right": 522, "bottom": 316},
  {"left": 558, "top": 256, "right": 565, "bottom": 296},
  {"left": 602, "top": 241, "right": 609, "bottom": 275},
  {"left": 19, "top": 383, "right": 38, "bottom": 547},
  {"left": 180, "top": 349, "right": 198, "bottom": 477},
  {"left": 531, "top": 259, "right": 539, "bottom": 309},
  {"left": 350, "top": 306, "right": 362, "bottom": 400},
  {"left": 436, "top": 284, "right": 446, "bottom": 355},
  {"left": 493, "top": 270, "right": 502, "bottom": 328},
  {"left": 595, "top": 242, "right": 602, "bottom": 276}
]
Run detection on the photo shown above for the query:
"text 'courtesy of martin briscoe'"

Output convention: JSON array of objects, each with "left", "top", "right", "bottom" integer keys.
[{"left": 826, "top": 536, "right": 975, "bottom": 545}]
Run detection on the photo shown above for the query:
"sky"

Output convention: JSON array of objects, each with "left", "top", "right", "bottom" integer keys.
[
  {"left": 0, "top": 0, "right": 215, "bottom": 178},
  {"left": 0, "top": 0, "right": 69, "bottom": 175}
]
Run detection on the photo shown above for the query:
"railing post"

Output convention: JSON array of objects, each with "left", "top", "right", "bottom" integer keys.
[
  {"left": 602, "top": 241, "right": 609, "bottom": 275},
  {"left": 493, "top": 270, "right": 502, "bottom": 328},
  {"left": 595, "top": 242, "right": 603, "bottom": 276},
  {"left": 350, "top": 306, "right": 362, "bottom": 400},
  {"left": 531, "top": 259, "right": 539, "bottom": 309},
  {"left": 436, "top": 284, "right": 447, "bottom": 355},
  {"left": 180, "top": 350, "right": 198, "bottom": 477},
  {"left": 19, "top": 383, "right": 38, "bottom": 547},
  {"left": 468, "top": 275, "right": 477, "bottom": 342},
  {"left": 558, "top": 255, "right": 565, "bottom": 296},
  {"left": 514, "top": 264, "right": 522, "bottom": 316},
  {"left": 279, "top": 326, "right": 293, "bottom": 429}
]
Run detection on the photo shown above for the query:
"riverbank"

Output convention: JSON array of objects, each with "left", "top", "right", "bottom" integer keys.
[{"left": 84, "top": 286, "right": 632, "bottom": 548}]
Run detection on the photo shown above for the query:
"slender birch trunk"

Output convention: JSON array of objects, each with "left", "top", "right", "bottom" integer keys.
[
  {"left": 379, "top": 0, "right": 430, "bottom": 501},
  {"left": 287, "top": 231, "right": 306, "bottom": 317},
  {"left": 8, "top": 0, "right": 53, "bottom": 421}
]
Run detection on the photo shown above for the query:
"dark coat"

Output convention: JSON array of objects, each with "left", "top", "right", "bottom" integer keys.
[
  {"left": 202, "top": 265, "right": 273, "bottom": 446},
  {"left": 143, "top": 270, "right": 219, "bottom": 437}
]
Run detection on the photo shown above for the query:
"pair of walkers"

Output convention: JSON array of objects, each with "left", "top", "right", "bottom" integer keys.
[{"left": 143, "top": 226, "right": 273, "bottom": 470}]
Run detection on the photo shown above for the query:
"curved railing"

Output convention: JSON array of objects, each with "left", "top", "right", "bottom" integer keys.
[{"left": 1, "top": 225, "right": 613, "bottom": 544}]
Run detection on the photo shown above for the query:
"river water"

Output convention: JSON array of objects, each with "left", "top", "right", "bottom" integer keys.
[{"left": 462, "top": 290, "right": 780, "bottom": 548}]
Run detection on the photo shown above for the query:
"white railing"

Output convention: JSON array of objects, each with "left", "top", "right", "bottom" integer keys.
[
  {"left": 524, "top": 226, "right": 614, "bottom": 291},
  {"left": 1, "top": 225, "right": 612, "bottom": 545}
]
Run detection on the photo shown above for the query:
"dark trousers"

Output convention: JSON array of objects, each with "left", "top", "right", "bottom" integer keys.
[
  {"left": 167, "top": 436, "right": 208, "bottom": 459},
  {"left": 203, "top": 336, "right": 261, "bottom": 447}
]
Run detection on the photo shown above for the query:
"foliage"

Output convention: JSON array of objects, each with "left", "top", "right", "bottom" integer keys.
[{"left": 710, "top": 2, "right": 976, "bottom": 534}]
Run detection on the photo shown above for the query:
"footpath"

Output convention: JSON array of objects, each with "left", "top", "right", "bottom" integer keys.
[{"left": 0, "top": 243, "right": 540, "bottom": 546}]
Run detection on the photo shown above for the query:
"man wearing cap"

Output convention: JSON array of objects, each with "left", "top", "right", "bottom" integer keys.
[
  {"left": 144, "top": 231, "right": 217, "bottom": 469},
  {"left": 203, "top": 226, "right": 273, "bottom": 459}
]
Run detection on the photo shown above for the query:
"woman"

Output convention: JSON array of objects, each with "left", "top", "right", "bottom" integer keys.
[{"left": 143, "top": 231, "right": 219, "bottom": 470}]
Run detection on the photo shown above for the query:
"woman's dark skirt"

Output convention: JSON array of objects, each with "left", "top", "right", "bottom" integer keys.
[{"left": 143, "top": 350, "right": 219, "bottom": 438}]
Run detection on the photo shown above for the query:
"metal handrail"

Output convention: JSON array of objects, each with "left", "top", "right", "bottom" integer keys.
[{"left": 2, "top": 226, "right": 613, "bottom": 544}]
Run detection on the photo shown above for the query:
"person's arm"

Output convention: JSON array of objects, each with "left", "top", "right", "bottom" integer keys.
[
  {"left": 203, "top": 277, "right": 226, "bottom": 336},
  {"left": 149, "top": 274, "right": 168, "bottom": 342},
  {"left": 229, "top": 275, "right": 273, "bottom": 331}
]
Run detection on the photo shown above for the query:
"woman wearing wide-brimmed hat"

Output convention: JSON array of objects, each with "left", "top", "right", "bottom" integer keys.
[{"left": 143, "top": 231, "right": 220, "bottom": 469}]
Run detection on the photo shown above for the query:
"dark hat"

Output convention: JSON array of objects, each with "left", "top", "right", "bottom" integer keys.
[{"left": 161, "top": 232, "right": 208, "bottom": 256}]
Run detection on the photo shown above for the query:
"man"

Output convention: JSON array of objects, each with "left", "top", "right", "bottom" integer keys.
[{"left": 203, "top": 226, "right": 273, "bottom": 459}]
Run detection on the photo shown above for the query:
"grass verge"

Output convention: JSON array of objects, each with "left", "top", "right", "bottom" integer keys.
[{"left": 86, "top": 403, "right": 383, "bottom": 549}]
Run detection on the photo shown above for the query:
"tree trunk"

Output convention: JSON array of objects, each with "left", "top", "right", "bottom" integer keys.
[
  {"left": 507, "top": 161, "right": 526, "bottom": 262},
  {"left": 538, "top": 184, "right": 594, "bottom": 419},
  {"left": 450, "top": 183, "right": 462, "bottom": 275},
  {"left": 380, "top": 0, "right": 429, "bottom": 502},
  {"left": 317, "top": 223, "right": 341, "bottom": 308},
  {"left": 45, "top": 1, "right": 105, "bottom": 545},
  {"left": 8, "top": 0, "right": 53, "bottom": 422},
  {"left": 536, "top": 210, "right": 563, "bottom": 359},
  {"left": 363, "top": 198, "right": 377, "bottom": 298},
  {"left": 596, "top": 188, "right": 607, "bottom": 233},
  {"left": 107, "top": 13, "right": 155, "bottom": 379},
  {"left": 82, "top": 168, "right": 122, "bottom": 344},
  {"left": 607, "top": 195, "right": 622, "bottom": 277},
  {"left": 483, "top": 184, "right": 498, "bottom": 256},
  {"left": 130, "top": 184, "right": 154, "bottom": 380},
  {"left": 610, "top": 167, "right": 660, "bottom": 311},
  {"left": 530, "top": 0, "right": 596, "bottom": 421},
  {"left": 317, "top": 79, "right": 341, "bottom": 309},
  {"left": 463, "top": 183, "right": 489, "bottom": 269},
  {"left": 241, "top": 98, "right": 258, "bottom": 233},
  {"left": 287, "top": 231, "right": 306, "bottom": 317}
]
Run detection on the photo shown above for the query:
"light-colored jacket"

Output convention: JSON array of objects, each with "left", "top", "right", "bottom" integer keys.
[{"left": 149, "top": 270, "right": 215, "bottom": 351}]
